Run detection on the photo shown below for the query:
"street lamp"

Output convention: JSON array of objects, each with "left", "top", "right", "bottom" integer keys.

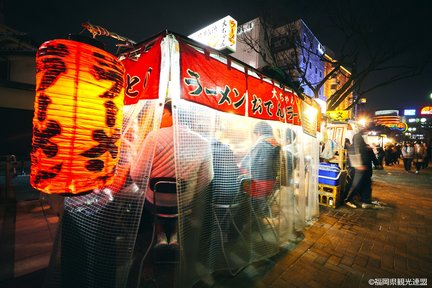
[{"left": 358, "top": 117, "right": 368, "bottom": 127}]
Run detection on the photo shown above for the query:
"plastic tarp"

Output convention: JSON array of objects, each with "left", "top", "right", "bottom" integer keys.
[{"left": 43, "top": 33, "right": 320, "bottom": 288}]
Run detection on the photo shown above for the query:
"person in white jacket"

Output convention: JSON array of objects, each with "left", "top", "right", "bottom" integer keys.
[{"left": 401, "top": 142, "right": 414, "bottom": 172}]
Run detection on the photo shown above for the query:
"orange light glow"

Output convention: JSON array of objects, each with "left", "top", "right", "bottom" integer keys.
[{"left": 31, "top": 39, "right": 125, "bottom": 194}]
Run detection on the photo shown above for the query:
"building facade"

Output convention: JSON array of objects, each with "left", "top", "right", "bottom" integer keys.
[
  {"left": 323, "top": 53, "right": 353, "bottom": 118},
  {"left": 233, "top": 18, "right": 325, "bottom": 101},
  {"left": 0, "top": 24, "right": 37, "bottom": 159}
]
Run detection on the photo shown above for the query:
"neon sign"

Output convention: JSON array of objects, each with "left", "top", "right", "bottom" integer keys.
[{"left": 420, "top": 106, "right": 432, "bottom": 115}]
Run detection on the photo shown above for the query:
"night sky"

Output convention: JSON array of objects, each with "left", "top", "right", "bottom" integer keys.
[{"left": 3, "top": 0, "right": 432, "bottom": 113}]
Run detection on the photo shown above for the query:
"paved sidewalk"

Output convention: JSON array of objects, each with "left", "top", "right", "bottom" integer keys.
[
  {"left": 209, "top": 163, "right": 432, "bottom": 287},
  {"left": 1, "top": 163, "right": 431, "bottom": 288}
]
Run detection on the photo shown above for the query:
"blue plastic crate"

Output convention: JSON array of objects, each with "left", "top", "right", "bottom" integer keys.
[
  {"left": 318, "top": 163, "right": 340, "bottom": 178},
  {"left": 318, "top": 163, "right": 341, "bottom": 185},
  {"left": 318, "top": 177, "right": 340, "bottom": 186}
]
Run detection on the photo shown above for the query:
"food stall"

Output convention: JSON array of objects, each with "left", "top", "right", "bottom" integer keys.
[{"left": 34, "top": 30, "right": 321, "bottom": 288}]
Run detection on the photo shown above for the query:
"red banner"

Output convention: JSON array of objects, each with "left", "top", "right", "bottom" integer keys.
[
  {"left": 284, "top": 89, "right": 302, "bottom": 126},
  {"left": 180, "top": 42, "right": 247, "bottom": 116},
  {"left": 179, "top": 39, "right": 302, "bottom": 125},
  {"left": 122, "top": 35, "right": 163, "bottom": 105},
  {"left": 247, "top": 76, "right": 286, "bottom": 122}
]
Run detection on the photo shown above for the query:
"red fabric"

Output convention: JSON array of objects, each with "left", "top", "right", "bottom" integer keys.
[
  {"left": 122, "top": 36, "right": 163, "bottom": 105},
  {"left": 243, "top": 179, "right": 276, "bottom": 198},
  {"left": 180, "top": 41, "right": 247, "bottom": 116},
  {"left": 285, "top": 90, "right": 302, "bottom": 126},
  {"left": 247, "top": 76, "right": 286, "bottom": 122},
  {"left": 179, "top": 38, "right": 302, "bottom": 125}
]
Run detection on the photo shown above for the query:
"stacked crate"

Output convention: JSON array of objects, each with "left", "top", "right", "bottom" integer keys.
[{"left": 318, "top": 163, "right": 346, "bottom": 208}]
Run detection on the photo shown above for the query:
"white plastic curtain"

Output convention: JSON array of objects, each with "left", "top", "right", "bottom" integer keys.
[{"left": 43, "top": 34, "right": 320, "bottom": 288}]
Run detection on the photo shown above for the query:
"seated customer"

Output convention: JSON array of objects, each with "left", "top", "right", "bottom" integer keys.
[
  {"left": 211, "top": 137, "right": 241, "bottom": 206},
  {"left": 130, "top": 100, "right": 213, "bottom": 246},
  {"left": 239, "top": 121, "right": 281, "bottom": 216}
]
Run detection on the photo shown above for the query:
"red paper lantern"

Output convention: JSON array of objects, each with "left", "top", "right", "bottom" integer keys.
[{"left": 31, "top": 39, "right": 125, "bottom": 194}]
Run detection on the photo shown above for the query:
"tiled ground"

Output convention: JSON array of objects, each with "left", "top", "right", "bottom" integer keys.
[
  {"left": 210, "top": 164, "right": 432, "bottom": 288},
  {"left": 1, "top": 163, "right": 431, "bottom": 288}
]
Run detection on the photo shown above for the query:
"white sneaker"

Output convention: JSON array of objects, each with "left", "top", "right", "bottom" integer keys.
[
  {"left": 155, "top": 233, "right": 168, "bottom": 248},
  {"left": 345, "top": 201, "right": 357, "bottom": 209},
  {"left": 361, "top": 203, "right": 374, "bottom": 209},
  {"left": 169, "top": 233, "right": 178, "bottom": 246}
]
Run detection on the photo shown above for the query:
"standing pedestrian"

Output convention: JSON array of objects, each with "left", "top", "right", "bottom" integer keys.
[
  {"left": 401, "top": 142, "right": 414, "bottom": 172},
  {"left": 421, "top": 142, "right": 429, "bottom": 169},
  {"left": 413, "top": 142, "right": 426, "bottom": 174}
]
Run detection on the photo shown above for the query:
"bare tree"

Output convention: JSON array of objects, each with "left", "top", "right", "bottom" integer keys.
[{"left": 236, "top": 0, "right": 430, "bottom": 112}]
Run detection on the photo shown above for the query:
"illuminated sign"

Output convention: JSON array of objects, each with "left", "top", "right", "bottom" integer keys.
[
  {"left": 237, "top": 20, "right": 255, "bottom": 35},
  {"left": 326, "top": 110, "right": 349, "bottom": 121},
  {"left": 420, "top": 106, "right": 432, "bottom": 115},
  {"left": 302, "top": 102, "right": 318, "bottom": 137},
  {"left": 379, "top": 122, "right": 407, "bottom": 132},
  {"left": 189, "top": 15, "right": 237, "bottom": 53},
  {"left": 404, "top": 109, "right": 416, "bottom": 116},
  {"left": 375, "top": 110, "right": 399, "bottom": 116},
  {"left": 374, "top": 115, "right": 400, "bottom": 125},
  {"left": 314, "top": 98, "right": 327, "bottom": 114}
]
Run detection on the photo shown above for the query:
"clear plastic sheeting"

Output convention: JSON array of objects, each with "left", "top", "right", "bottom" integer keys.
[
  {"left": 43, "top": 99, "right": 162, "bottom": 288},
  {"left": 42, "top": 33, "right": 320, "bottom": 288},
  {"left": 173, "top": 99, "right": 319, "bottom": 288},
  {"left": 43, "top": 97, "right": 319, "bottom": 288}
]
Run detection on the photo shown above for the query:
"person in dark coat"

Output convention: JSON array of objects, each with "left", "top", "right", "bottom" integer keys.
[
  {"left": 211, "top": 139, "right": 241, "bottom": 205},
  {"left": 240, "top": 121, "right": 281, "bottom": 216},
  {"left": 375, "top": 145, "right": 385, "bottom": 169}
]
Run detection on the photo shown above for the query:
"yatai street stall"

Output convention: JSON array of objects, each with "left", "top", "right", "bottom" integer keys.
[{"left": 33, "top": 26, "right": 321, "bottom": 288}]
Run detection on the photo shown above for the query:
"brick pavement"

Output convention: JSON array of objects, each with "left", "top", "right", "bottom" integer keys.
[
  {"left": 210, "top": 163, "right": 432, "bottom": 288},
  {"left": 1, "top": 163, "right": 431, "bottom": 288}
]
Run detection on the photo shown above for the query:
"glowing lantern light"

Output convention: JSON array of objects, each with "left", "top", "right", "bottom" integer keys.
[{"left": 31, "top": 38, "right": 125, "bottom": 195}]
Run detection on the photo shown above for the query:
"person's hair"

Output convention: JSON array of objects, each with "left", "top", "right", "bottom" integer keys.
[
  {"left": 253, "top": 121, "right": 273, "bottom": 136},
  {"left": 164, "top": 99, "right": 172, "bottom": 114},
  {"left": 285, "top": 128, "right": 297, "bottom": 142}
]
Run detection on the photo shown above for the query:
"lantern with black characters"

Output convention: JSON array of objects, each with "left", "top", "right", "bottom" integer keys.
[{"left": 31, "top": 38, "right": 125, "bottom": 195}]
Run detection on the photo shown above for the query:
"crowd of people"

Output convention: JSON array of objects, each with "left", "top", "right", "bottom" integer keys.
[
  {"left": 371, "top": 141, "right": 430, "bottom": 173},
  {"left": 343, "top": 126, "right": 430, "bottom": 209}
]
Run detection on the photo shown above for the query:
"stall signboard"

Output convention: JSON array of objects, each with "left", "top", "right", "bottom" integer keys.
[
  {"left": 180, "top": 41, "right": 247, "bottom": 116},
  {"left": 121, "top": 35, "right": 163, "bottom": 105},
  {"left": 301, "top": 101, "right": 318, "bottom": 137},
  {"left": 188, "top": 15, "right": 237, "bottom": 53},
  {"left": 179, "top": 40, "right": 302, "bottom": 125},
  {"left": 326, "top": 110, "right": 350, "bottom": 121}
]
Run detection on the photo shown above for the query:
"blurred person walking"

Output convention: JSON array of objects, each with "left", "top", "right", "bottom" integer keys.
[{"left": 344, "top": 126, "right": 379, "bottom": 209}]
